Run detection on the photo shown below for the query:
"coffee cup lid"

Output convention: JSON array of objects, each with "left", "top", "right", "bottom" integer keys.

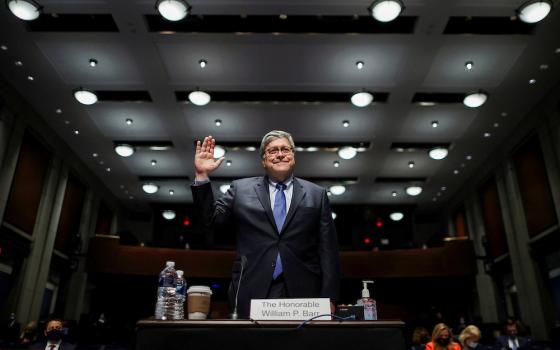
[{"left": 187, "top": 285, "right": 213, "bottom": 295}]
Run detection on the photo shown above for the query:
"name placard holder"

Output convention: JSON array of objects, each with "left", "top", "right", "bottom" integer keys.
[{"left": 250, "top": 298, "right": 331, "bottom": 320}]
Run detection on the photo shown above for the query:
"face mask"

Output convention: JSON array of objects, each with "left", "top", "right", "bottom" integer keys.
[
  {"left": 468, "top": 342, "right": 478, "bottom": 348},
  {"left": 437, "top": 338, "right": 450, "bottom": 346},
  {"left": 46, "top": 329, "right": 63, "bottom": 342}
]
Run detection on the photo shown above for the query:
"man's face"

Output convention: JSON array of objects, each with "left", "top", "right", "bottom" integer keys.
[
  {"left": 506, "top": 324, "right": 518, "bottom": 337},
  {"left": 262, "top": 137, "right": 295, "bottom": 182}
]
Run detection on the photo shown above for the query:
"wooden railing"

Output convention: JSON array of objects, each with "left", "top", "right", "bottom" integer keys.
[{"left": 87, "top": 235, "right": 476, "bottom": 278}]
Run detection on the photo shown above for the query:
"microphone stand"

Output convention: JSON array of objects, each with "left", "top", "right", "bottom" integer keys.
[{"left": 230, "top": 256, "right": 247, "bottom": 320}]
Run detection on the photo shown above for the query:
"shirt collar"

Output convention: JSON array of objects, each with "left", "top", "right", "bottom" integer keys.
[{"left": 268, "top": 176, "right": 293, "bottom": 188}]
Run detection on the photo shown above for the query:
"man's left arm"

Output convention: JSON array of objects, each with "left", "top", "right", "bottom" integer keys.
[{"left": 318, "top": 188, "right": 340, "bottom": 302}]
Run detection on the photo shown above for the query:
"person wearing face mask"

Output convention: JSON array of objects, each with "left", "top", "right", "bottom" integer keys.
[
  {"left": 425, "top": 323, "right": 461, "bottom": 350},
  {"left": 495, "top": 319, "right": 532, "bottom": 350},
  {"left": 411, "top": 326, "right": 430, "bottom": 350},
  {"left": 459, "top": 325, "right": 488, "bottom": 350},
  {"left": 28, "top": 319, "right": 75, "bottom": 350}
]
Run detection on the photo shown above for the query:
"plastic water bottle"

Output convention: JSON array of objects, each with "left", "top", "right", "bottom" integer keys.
[
  {"left": 154, "top": 261, "right": 177, "bottom": 320},
  {"left": 173, "top": 270, "right": 186, "bottom": 320}
]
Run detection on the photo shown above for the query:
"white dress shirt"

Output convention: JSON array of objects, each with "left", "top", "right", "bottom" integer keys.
[{"left": 268, "top": 177, "right": 294, "bottom": 213}]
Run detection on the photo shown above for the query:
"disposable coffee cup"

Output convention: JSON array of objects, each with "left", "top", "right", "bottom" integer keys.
[{"left": 187, "top": 286, "right": 212, "bottom": 319}]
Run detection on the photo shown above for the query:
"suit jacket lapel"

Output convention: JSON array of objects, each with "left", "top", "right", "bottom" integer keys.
[
  {"left": 254, "top": 177, "right": 278, "bottom": 233},
  {"left": 282, "top": 177, "right": 305, "bottom": 233}
]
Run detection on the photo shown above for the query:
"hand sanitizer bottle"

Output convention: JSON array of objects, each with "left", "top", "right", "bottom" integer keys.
[{"left": 359, "top": 280, "right": 377, "bottom": 320}]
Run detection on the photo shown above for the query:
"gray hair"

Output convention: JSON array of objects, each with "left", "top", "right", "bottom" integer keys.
[{"left": 259, "top": 130, "right": 295, "bottom": 158}]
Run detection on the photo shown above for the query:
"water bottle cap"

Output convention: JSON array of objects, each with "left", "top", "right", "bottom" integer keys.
[
  {"left": 166, "top": 261, "right": 175, "bottom": 267},
  {"left": 176, "top": 270, "right": 184, "bottom": 277}
]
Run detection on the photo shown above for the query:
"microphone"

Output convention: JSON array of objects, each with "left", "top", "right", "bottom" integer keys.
[{"left": 231, "top": 255, "right": 247, "bottom": 320}]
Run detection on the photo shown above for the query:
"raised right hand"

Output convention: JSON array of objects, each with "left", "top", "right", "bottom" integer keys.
[{"left": 194, "top": 136, "right": 225, "bottom": 180}]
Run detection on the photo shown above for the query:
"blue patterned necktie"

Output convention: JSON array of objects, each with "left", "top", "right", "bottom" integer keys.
[{"left": 272, "top": 183, "right": 287, "bottom": 279}]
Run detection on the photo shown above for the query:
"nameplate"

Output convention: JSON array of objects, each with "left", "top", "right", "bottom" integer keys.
[{"left": 250, "top": 298, "right": 331, "bottom": 320}]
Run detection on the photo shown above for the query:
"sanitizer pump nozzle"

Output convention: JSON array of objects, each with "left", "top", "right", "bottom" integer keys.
[{"left": 360, "top": 280, "right": 377, "bottom": 320}]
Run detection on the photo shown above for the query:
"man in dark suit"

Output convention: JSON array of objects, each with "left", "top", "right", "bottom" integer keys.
[
  {"left": 495, "top": 319, "right": 531, "bottom": 350},
  {"left": 191, "top": 131, "right": 340, "bottom": 317},
  {"left": 28, "top": 318, "right": 75, "bottom": 350}
]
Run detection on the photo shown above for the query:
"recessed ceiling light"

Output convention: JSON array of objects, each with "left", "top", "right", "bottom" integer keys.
[
  {"left": 114, "top": 144, "right": 135, "bottom": 157},
  {"left": 73, "top": 130, "right": 80, "bottom": 135},
  {"left": 126, "top": 118, "right": 133, "bottom": 125},
  {"left": 391, "top": 191, "right": 397, "bottom": 197},
  {"left": 342, "top": 120, "right": 350, "bottom": 128},
  {"left": 460, "top": 163, "right": 466, "bottom": 168},
  {"left": 333, "top": 160, "right": 340, "bottom": 168},
  {"left": 199, "top": 59, "right": 207, "bottom": 68},
  {"left": 106, "top": 167, "right": 111, "bottom": 172},
  {"left": 431, "top": 120, "right": 439, "bottom": 128},
  {"left": 419, "top": 101, "right": 436, "bottom": 107},
  {"left": 465, "top": 61, "right": 473, "bottom": 70},
  {"left": 306, "top": 146, "right": 319, "bottom": 152},
  {"left": 226, "top": 160, "right": 232, "bottom": 166},
  {"left": 142, "top": 183, "right": 159, "bottom": 194},
  {"left": 338, "top": 146, "right": 357, "bottom": 160},
  {"left": 92, "top": 153, "right": 98, "bottom": 158},
  {"left": 484, "top": 132, "right": 491, "bottom": 138},
  {"left": 329, "top": 185, "right": 346, "bottom": 195},
  {"left": 89, "top": 58, "right": 98, "bottom": 67},
  {"left": 188, "top": 90, "right": 211, "bottom": 106},
  {"left": 428, "top": 147, "right": 448, "bottom": 160},
  {"left": 156, "top": 0, "right": 191, "bottom": 21},
  {"left": 331, "top": 212, "right": 337, "bottom": 220},
  {"left": 7, "top": 0, "right": 42, "bottom": 21},
  {"left": 463, "top": 91, "right": 488, "bottom": 108},
  {"left": 441, "top": 186, "right": 447, "bottom": 191},
  {"left": 539, "top": 64, "right": 549, "bottom": 70},
  {"left": 151, "top": 159, "right": 157, "bottom": 166},
  {"left": 215, "top": 119, "right": 222, "bottom": 126},
  {"left": 405, "top": 186, "right": 422, "bottom": 196},
  {"left": 517, "top": 0, "right": 552, "bottom": 23},
  {"left": 129, "top": 195, "right": 134, "bottom": 200},
  {"left": 390, "top": 212, "right": 404, "bottom": 221},
  {"left": 169, "top": 189, "right": 175, "bottom": 195},
  {"left": 368, "top": 0, "right": 404, "bottom": 22},
  {"left": 356, "top": 61, "right": 364, "bottom": 70},
  {"left": 0, "top": 45, "right": 7, "bottom": 51},
  {"left": 501, "top": 112, "right": 508, "bottom": 117},
  {"left": 327, "top": 191, "right": 332, "bottom": 196},
  {"left": 556, "top": 48, "right": 560, "bottom": 54},
  {"left": 529, "top": 79, "right": 536, "bottom": 84},
  {"left": 220, "top": 184, "right": 231, "bottom": 194},
  {"left": 351, "top": 92, "right": 373, "bottom": 107},
  {"left": 213, "top": 145, "right": 226, "bottom": 158},
  {"left": 27, "top": 75, "right": 34, "bottom": 81},
  {"left": 493, "top": 122, "right": 499, "bottom": 128},
  {"left": 15, "top": 60, "right": 23, "bottom": 66},
  {"left": 64, "top": 120, "right": 70, "bottom": 125},
  {"left": 279, "top": 14, "right": 288, "bottom": 20},
  {"left": 162, "top": 210, "right": 176, "bottom": 220},
  {"left": 466, "top": 155, "right": 472, "bottom": 160},
  {"left": 432, "top": 197, "right": 437, "bottom": 202},
  {"left": 408, "top": 161, "right": 415, "bottom": 168},
  {"left": 453, "top": 169, "right": 459, "bottom": 175},
  {"left": 74, "top": 88, "right": 98, "bottom": 105},
  {"left": 55, "top": 108, "right": 62, "bottom": 114},
  {"left": 99, "top": 160, "right": 104, "bottom": 165},
  {"left": 246, "top": 146, "right": 256, "bottom": 152}
]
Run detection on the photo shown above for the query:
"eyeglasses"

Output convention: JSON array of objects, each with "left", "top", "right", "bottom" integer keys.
[{"left": 265, "top": 146, "right": 293, "bottom": 156}]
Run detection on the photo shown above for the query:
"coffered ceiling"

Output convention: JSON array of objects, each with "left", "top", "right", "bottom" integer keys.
[{"left": 1, "top": 0, "right": 559, "bottom": 213}]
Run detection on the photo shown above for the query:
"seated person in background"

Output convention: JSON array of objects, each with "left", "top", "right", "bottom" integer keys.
[
  {"left": 28, "top": 318, "right": 75, "bottom": 350},
  {"left": 426, "top": 323, "right": 461, "bottom": 350},
  {"left": 459, "top": 325, "right": 488, "bottom": 350},
  {"left": 19, "top": 321, "right": 38, "bottom": 346},
  {"left": 411, "top": 326, "right": 430, "bottom": 350},
  {"left": 495, "top": 318, "right": 531, "bottom": 350}
]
